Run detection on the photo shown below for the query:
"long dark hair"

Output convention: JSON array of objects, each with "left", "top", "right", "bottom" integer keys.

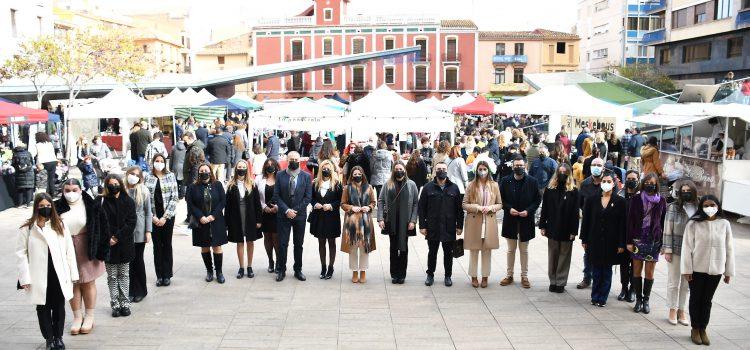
[
  {"left": 674, "top": 179, "right": 698, "bottom": 208},
  {"left": 20, "top": 193, "right": 65, "bottom": 236},
  {"left": 641, "top": 172, "right": 660, "bottom": 193},
  {"left": 193, "top": 163, "right": 216, "bottom": 185},
  {"left": 386, "top": 161, "right": 408, "bottom": 188},
  {"left": 405, "top": 151, "right": 422, "bottom": 174},
  {"left": 690, "top": 195, "right": 723, "bottom": 222},
  {"left": 101, "top": 174, "right": 128, "bottom": 198},
  {"left": 347, "top": 165, "right": 369, "bottom": 185},
  {"left": 261, "top": 158, "right": 279, "bottom": 179}
]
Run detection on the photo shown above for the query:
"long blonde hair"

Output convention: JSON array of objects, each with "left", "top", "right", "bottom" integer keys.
[
  {"left": 547, "top": 163, "right": 575, "bottom": 191},
  {"left": 315, "top": 159, "right": 340, "bottom": 188},
  {"left": 125, "top": 166, "right": 147, "bottom": 207},
  {"left": 228, "top": 160, "right": 254, "bottom": 190},
  {"left": 465, "top": 161, "right": 495, "bottom": 204}
]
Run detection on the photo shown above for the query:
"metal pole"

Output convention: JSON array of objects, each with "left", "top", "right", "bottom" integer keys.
[{"left": 723, "top": 117, "right": 730, "bottom": 160}]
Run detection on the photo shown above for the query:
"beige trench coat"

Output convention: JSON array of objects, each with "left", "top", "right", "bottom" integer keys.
[{"left": 462, "top": 181, "right": 502, "bottom": 250}]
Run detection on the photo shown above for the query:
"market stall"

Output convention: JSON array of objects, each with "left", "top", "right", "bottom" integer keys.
[
  {"left": 452, "top": 95, "right": 495, "bottom": 115},
  {"left": 250, "top": 97, "right": 347, "bottom": 133}
]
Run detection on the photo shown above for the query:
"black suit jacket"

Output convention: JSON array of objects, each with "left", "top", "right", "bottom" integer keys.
[{"left": 273, "top": 170, "right": 312, "bottom": 220}]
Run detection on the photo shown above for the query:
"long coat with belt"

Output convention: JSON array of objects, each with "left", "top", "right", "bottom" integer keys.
[
  {"left": 225, "top": 182, "right": 263, "bottom": 243},
  {"left": 462, "top": 181, "right": 502, "bottom": 250},
  {"left": 418, "top": 178, "right": 464, "bottom": 242},
  {"left": 498, "top": 174, "right": 541, "bottom": 242},
  {"left": 16, "top": 222, "right": 79, "bottom": 305},
  {"left": 186, "top": 181, "right": 227, "bottom": 247},
  {"left": 92, "top": 193, "right": 137, "bottom": 264},
  {"left": 309, "top": 181, "right": 343, "bottom": 238},
  {"left": 580, "top": 193, "right": 627, "bottom": 266},
  {"left": 539, "top": 186, "right": 580, "bottom": 242},
  {"left": 340, "top": 183, "right": 377, "bottom": 253}
]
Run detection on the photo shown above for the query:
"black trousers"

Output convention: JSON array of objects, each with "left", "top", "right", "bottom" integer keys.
[
  {"left": 374, "top": 185, "right": 383, "bottom": 200},
  {"left": 129, "top": 242, "right": 147, "bottom": 298},
  {"left": 426, "top": 240, "right": 454, "bottom": 278},
  {"left": 688, "top": 272, "right": 722, "bottom": 329},
  {"left": 177, "top": 179, "right": 186, "bottom": 199},
  {"left": 619, "top": 256, "right": 633, "bottom": 286},
  {"left": 389, "top": 235, "right": 408, "bottom": 279},
  {"left": 37, "top": 252, "right": 65, "bottom": 340},
  {"left": 152, "top": 218, "right": 175, "bottom": 279},
  {"left": 16, "top": 188, "right": 34, "bottom": 206},
  {"left": 277, "top": 217, "right": 306, "bottom": 273},
  {"left": 43, "top": 161, "right": 57, "bottom": 196}
]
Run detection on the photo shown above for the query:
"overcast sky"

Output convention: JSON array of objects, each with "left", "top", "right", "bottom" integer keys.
[{"left": 100, "top": 0, "right": 578, "bottom": 47}]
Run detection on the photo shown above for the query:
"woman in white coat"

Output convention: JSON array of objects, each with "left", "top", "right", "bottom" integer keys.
[
  {"left": 446, "top": 145, "right": 469, "bottom": 201},
  {"left": 17, "top": 192, "right": 79, "bottom": 350}
]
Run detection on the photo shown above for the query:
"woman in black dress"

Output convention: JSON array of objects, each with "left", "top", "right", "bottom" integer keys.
[
  {"left": 225, "top": 160, "right": 263, "bottom": 279},
  {"left": 186, "top": 163, "right": 228, "bottom": 284},
  {"left": 255, "top": 158, "right": 280, "bottom": 273},
  {"left": 309, "top": 159, "right": 343, "bottom": 279}
]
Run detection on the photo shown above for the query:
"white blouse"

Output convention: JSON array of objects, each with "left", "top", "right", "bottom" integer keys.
[
  {"left": 319, "top": 180, "right": 331, "bottom": 197},
  {"left": 60, "top": 199, "right": 87, "bottom": 236}
]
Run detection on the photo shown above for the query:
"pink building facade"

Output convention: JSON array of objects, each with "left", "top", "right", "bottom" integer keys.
[{"left": 252, "top": 0, "right": 478, "bottom": 102}]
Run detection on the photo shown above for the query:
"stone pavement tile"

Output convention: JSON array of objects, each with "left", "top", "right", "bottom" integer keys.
[
  {"left": 554, "top": 324, "right": 617, "bottom": 340},
  {"left": 338, "top": 341, "right": 396, "bottom": 350},
  {"left": 223, "top": 325, "right": 282, "bottom": 340},
  {"left": 713, "top": 325, "right": 750, "bottom": 341},
  {"left": 277, "top": 336, "right": 337, "bottom": 349},
  {"left": 219, "top": 338, "right": 280, "bottom": 349},
  {"left": 564, "top": 337, "right": 627, "bottom": 349},
  {"left": 453, "top": 339, "right": 513, "bottom": 350},
  {"left": 395, "top": 339, "right": 455, "bottom": 349}
]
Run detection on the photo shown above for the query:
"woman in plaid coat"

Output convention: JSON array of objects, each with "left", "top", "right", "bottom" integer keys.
[{"left": 145, "top": 154, "right": 179, "bottom": 287}]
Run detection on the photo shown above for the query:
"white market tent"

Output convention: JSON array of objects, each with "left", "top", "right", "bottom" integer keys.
[
  {"left": 250, "top": 98, "right": 347, "bottom": 132},
  {"left": 67, "top": 86, "right": 174, "bottom": 120},
  {"left": 417, "top": 96, "right": 442, "bottom": 111},
  {"left": 315, "top": 97, "right": 348, "bottom": 111},
  {"left": 628, "top": 103, "right": 750, "bottom": 125},
  {"left": 230, "top": 92, "right": 263, "bottom": 105},
  {"left": 349, "top": 85, "right": 453, "bottom": 136},
  {"left": 196, "top": 88, "right": 217, "bottom": 105},
  {"left": 438, "top": 92, "right": 475, "bottom": 112}
]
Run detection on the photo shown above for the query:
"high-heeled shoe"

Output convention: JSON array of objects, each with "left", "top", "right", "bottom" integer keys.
[
  {"left": 352, "top": 271, "right": 359, "bottom": 283},
  {"left": 246, "top": 267, "right": 254, "bottom": 278},
  {"left": 70, "top": 310, "right": 83, "bottom": 335},
  {"left": 359, "top": 271, "right": 366, "bottom": 283},
  {"left": 471, "top": 277, "right": 479, "bottom": 288},
  {"left": 617, "top": 285, "right": 628, "bottom": 301},
  {"left": 481, "top": 277, "right": 488, "bottom": 288},
  {"left": 80, "top": 309, "right": 94, "bottom": 334},
  {"left": 267, "top": 261, "right": 275, "bottom": 273},
  {"left": 319, "top": 266, "right": 327, "bottom": 279},
  {"left": 236, "top": 268, "right": 244, "bottom": 279},
  {"left": 325, "top": 265, "right": 334, "bottom": 280}
]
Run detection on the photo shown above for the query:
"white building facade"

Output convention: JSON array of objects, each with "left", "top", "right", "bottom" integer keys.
[{"left": 0, "top": 1, "right": 55, "bottom": 62}]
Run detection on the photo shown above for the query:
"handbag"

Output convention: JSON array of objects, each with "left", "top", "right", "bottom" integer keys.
[{"left": 453, "top": 239, "right": 464, "bottom": 258}]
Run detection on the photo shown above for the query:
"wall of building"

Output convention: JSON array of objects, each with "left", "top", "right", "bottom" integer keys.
[
  {"left": 542, "top": 39, "right": 581, "bottom": 71},
  {"left": 655, "top": 30, "right": 750, "bottom": 82},
  {"left": 577, "top": 0, "right": 626, "bottom": 72},
  {"left": 0, "top": 1, "right": 54, "bottom": 61}
]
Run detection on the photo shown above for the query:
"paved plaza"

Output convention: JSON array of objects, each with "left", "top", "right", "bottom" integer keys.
[{"left": 1, "top": 200, "right": 749, "bottom": 350}]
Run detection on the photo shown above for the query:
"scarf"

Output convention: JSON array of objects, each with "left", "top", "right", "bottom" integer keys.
[{"left": 347, "top": 183, "right": 372, "bottom": 252}]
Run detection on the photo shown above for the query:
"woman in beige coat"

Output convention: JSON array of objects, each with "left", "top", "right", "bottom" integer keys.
[{"left": 462, "top": 160, "right": 502, "bottom": 288}]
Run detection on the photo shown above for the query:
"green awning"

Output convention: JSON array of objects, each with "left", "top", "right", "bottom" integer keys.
[{"left": 175, "top": 106, "right": 226, "bottom": 121}]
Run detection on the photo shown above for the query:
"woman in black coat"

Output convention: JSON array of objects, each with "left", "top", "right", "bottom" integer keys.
[
  {"left": 94, "top": 175, "right": 136, "bottom": 317},
  {"left": 225, "top": 161, "right": 262, "bottom": 279},
  {"left": 405, "top": 151, "right": 428, "bottom": 190},
  {"left": 539, "top": 163, "right": 580, "bottom": 293},
  {"left": 12, "top": 145, "right": 35, "bottom": 207},
  {"left": 343, "top": 145, "right": 371, "bottom": 185},
  {"left": 186, "top": 163, "right": 228, "bottom": 284},
  {"left": 580, "top": 170, "right": 626, "bottom": 307},
  {"left": 308, "top": 159, "right": 342, "bottom": 280}
]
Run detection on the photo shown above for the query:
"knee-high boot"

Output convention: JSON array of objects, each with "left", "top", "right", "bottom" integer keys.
[
  {"left": 642, "top": 278, "right": 654, "bottom": 314},
  {"left": 213, "top": 252, "right": 225, "bottom": 284},
  {"left": 201, "top": 252, "right": 213, "bottom": 282},
  {"left": 632, "top": 277, "right": 643, "bottom": 313}
]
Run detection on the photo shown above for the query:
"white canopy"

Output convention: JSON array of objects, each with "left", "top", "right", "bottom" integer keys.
[
  {"left": 196, "top": 89, "right": 217, "bottom": 105},
  {"left": 439, "top": 92, "right": 475, "bottom": 112},
  {"left": 417, "top": 96, "right": 442, "bottom": 111},
  {"left": 230, "top": 93, "right": 263, "bottom": 105},
  {"left": 493, "top": 85, "right": 633, "bottom": 119},
  {"left": 349, "top": 85, "right": 453, "bottom": 133},
  {"left": 250, "top": 98, "right": 347, "bottom": 132},
  {"left": 315, "top": 98, "right": 348, "bottom": 111},
  {"left": 67, "top": 86, "right": 174, "bottom": 120},
  {"left": 628, "top": 103, "right": 750, "bottom": 126}
]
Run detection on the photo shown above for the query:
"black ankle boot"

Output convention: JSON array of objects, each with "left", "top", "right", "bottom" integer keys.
[
  {"left": 267, "top": 260, "right": 275, "bottom": 273},
  {"left": 617, "top": 284, "right": 628, "bottom": 301},
  {"left": 325, "top": 265, "right": 334, "bottom": 280},
  {"left": 213, "top": 253, "right": 225, "bottom": 284},
  {"left": 632, "top": 277, "right": 643, "bottom": 313},
  {"left": 236, "top": 268, "right": 244, "bottom": 279},
  {"left": 201, "top": 252, "right": 213, "bottom": 282},
  {"left": 247, "top": 267, "right": 254, "bottom": 278},
  {"left": 45, "top": 339, "right": 54, "bottom": 350},
  {"left": 54, "top": 336, "right": 65, "bottom": 349},
  {"left": 642, "top": 278, "right": 654, "bottom": 314},
  {"left": 319, "top": 265, "right": 327, "bottom": 279},
  {"left": 626, "top": 285, "right": 636, "bottom": 302}
]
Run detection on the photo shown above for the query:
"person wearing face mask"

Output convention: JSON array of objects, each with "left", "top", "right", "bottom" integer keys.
[
  {"left": 256, "top": 158, "right": 280, "bottom": 274},
  {"left": 498, "top": 156, "right": 541, "bottom": 288},
  {"left": 225, "top": 160, "right": 263, "bottom": 279},
  {"left": 272, "top": 151, "right": 312, "bottom": 282},
  {"left": 371, "top": 141, "right": 394, "bottom": 199},
  {"left": 498, "top": 144, "right": 522, "bottom": 181},
  {"left": 576, "top": 157, "right": 606, "bottom": 289},
  {"left": 79, "top": 156, "right": 100, "bottom": 194},
  {"left": 462, "top": 161, "right": 502, "bottom": 288},
  {"left": 419, "top": 136, "right": 435, "bottom": 173},
  {"left": 54, "top": 179, "right": 103, "bottom": 336},
  {"left": 615, "top": 170, "right": 640, "bottom": 302},
  {"left": 95, "top": 175, "right": 137, "bottom": 318},
  {"left": 418, "top": 162, "right": 464, "bottom": 287},
  {"left": 529, "top": 146, "right": 558, "bottom": 194},
  {"left": 378, "top": 162, "right": 419, "bottom": 284},
  {"left": 309, "top": 160, "right": 343, "bottom": 280},
  {"left": 341, "top": 166, "right": 377, "bottom": 283},
  {"left": 662, "top": 180, "right": 698, "bottom": 326},
  {"left": 124, "top": 167, "right": 152, "bottom": 303},
  {"left": 145, "top": 154, "right": 179, "bottom": 287},
  {"left": 681, "top": 195, "right": 735, "bottom": 345},
  {"left": 18, "top": 193, "right": 79, "bottom": 350},
  {"left": 626, "top": 173, "right": 667, "bottom": 314},
  {"left": 186, "top": 163, "right": 228, "bottom": 284},
  {"left": 88, "top": 136, "right": 112, "bottom": 161},
  {"left": 539, "top": 164, "right": 580, "bottom": 293},
  {"left": 580, "top": 171, "right": 626, "bottom": 307}
]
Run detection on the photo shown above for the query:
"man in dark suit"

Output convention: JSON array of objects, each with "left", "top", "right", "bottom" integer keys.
[{"left": 272, "top": 151, "right": 312, "bottom": 282}]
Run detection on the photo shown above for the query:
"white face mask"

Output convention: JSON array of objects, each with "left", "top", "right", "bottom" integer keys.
[
  {"left": 600, "top": 182, "right": 614, "bottom": 193},
  {"left": 64, "top": 191, "right": 81, "bottom": 203},
  {"left": 477, "top": 170, "right": 488, "bottom": 178},
  {"left": 703, "top": 207, "right": 718, "bottom": 218},
  {"left": 127, "top": 174, "right": 140, "bottom": 185},
  {"left": 153, "top": 162, "right": 165, "bottom": 172}
]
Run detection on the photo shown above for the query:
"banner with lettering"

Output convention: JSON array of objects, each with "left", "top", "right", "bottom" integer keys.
[
  {"left": 662, "top": 153, "right": 722, "bottom": 197},
  {"left": 562, "top": 116, "right": 617, "bottom": 135}
]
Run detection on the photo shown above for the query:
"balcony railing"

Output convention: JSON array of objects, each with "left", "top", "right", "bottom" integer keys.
[
  {"left": 347, "top": 82, "right": 370, "bottom": 92},
  {"left": 643, "top": 0, "right": 666, "bottom": 14},
  {"left": 343, "top": 15, "right": 439, "bottom": 26},
  {"left": 286, "top": 81, "right": 307, "bottom": 92},
  {"left": 412, "top": 53, "right": 430, "bottom": 63},
  {"left": 440, "top": 82, "right": 464, "bottom": 91},
  {"left": 492, "top": 55, "right": 528, "bottom": 65},
  {"left": 641, "top": 29, "right": 666, "bottom": 45},
  {"left": 442, "top": 53, "right": 461, "bottom": 63},
  {"left": 410, "top": 82, "right": 433, "bottom": 91},
  {"left": 286, "top": 54, "right": 308, "bottom": 62},
  {"left": 489, "top": 83, "right": 529, "bottom": 93},
  {"left": 256, "top": 16, "right": 314, "bottom": 26}
]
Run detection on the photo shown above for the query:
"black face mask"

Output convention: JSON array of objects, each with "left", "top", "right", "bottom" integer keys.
[
  {"left": 436, "top": 170, "right": 448, "bottom": 180},
  {"left": 288, "top": 161, "right": 300, "bottom": 171},
  {"left": 680, "top": 192, "right": 694, "bottom": 202},
  {"left": 395, "top": 170, "right": 406, "bottom": 179},
  {"left": 557, "top": 173, "right": 568, "bottom": 185},
  {"left": 513, "top": 167, "right": 525, "bottom": 176},
  {"left": 199, "top": 172, "right": 211, "bottom": 182},
  {"left": 352, "top": 175, "right": 363, "bottom": 183},
  {"left": 106, "top": 183, "right": 120, "bottom": 195},
  {"left": 625, "top": 180, "right": 638, "bottom": 189},
  {"left": 236, "top": 169, "right": 247, "bottom": 177},
  {"left": 643, "top": 184, "right": 657, "bottom": 194},
  {"left": 265, "top": 166, "right": 276, "bottom": 174},
  {"left": 38, "top": 207, "right": 52, "bottom": 219},
  {"left": 322, "top": 169, "right": 331, "bottom": 178}
]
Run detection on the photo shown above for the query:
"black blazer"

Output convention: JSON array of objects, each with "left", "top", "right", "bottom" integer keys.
[
  {"left": 309, "top": 182, "right": 343, "bottom": 237},
  {"left": 580, "top": 193, "right": 626, "bottom": 266},
  {"left": 93, "top": 194, "right": 137, "bottom": 264},
  {"left": 539, "top": 187, "right": 580, "bottom": 242},
  {"left": 499, "top": 174, "right": 541, "bottom": 242},
  {"left": 225, "top": 183, "right": 263, "bottom": 243},
  {"left": 55, "top": 192, "right": 100, "bottom": 260},
  {"left": 273, "top": 170, "right": 312, "bottom": 220}
]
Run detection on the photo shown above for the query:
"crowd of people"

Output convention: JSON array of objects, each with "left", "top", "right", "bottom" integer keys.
[{"left": 13, "top": 114, "right": 736, "bottom": 349}]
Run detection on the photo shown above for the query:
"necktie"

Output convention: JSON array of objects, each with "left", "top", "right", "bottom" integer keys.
[{"left": 289, "top": 173, "right": 297, "bottom": 199}]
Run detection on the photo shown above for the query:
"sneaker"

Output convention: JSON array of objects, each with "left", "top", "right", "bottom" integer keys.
[{"left": 499, "top": 276, "right": 514, "bottom": 286}]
